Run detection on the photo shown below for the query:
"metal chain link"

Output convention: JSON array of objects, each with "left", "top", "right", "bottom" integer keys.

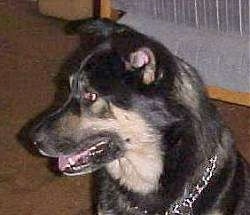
[{"left": 167, "top": 155, "right": 217, "bottom": 215}]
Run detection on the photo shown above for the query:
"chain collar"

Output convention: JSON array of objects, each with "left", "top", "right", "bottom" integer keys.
[
  {"left": 127, "top": 155, "right": 218, "bottom": 215},
  {"left": 166, "top": 155, "right": 218, "bottom": 215}
]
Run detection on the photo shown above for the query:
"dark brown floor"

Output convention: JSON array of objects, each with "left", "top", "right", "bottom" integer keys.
[{"left": 0, "top": 1, "right": 249, "bottom": 215}]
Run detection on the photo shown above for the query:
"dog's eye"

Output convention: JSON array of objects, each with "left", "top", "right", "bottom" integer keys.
[{"left": 83, "top": 92, "right": 98, "bottom": 102}]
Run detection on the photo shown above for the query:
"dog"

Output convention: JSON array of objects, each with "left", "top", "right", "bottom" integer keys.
[{"left": 29, "top": 19, "right": 250, "bottom": 214}]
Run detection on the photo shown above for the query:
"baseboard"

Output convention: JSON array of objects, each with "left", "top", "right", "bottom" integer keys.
[{"left": 207, "top": 86, "right": 250, "bottom": 107}]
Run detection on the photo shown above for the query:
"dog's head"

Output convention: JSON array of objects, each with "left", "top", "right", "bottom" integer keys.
[{"left": 29, "top": 19, "right": 219, "bottom": 194}]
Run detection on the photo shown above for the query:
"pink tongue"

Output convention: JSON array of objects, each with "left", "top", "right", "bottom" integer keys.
[
  {"left": 58, "top": 155, "right": 70, "bottom": 171},
  {"left": 58, "top": 150, "right": 89, "bottom": 171}
]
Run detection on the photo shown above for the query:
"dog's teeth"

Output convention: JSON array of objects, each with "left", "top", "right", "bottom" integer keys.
[
  {"left": 90, "top": 146, "right": 96, "bottom": 151},
  {"left": 96, "top": 141, "right": 107, "bottom": 147},
  {"left": 72, "top": 164, "right": 88, "bottom": 171},
  {"left": 95, "top": 149, "right": 103, "bottom": 154},
  {"left": 72, "top": 166, "right": 82, "bottom": 171}
]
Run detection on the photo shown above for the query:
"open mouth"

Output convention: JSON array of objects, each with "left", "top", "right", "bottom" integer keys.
[{"left": 58, "top": 140, "right": 109, "bottom": 176}]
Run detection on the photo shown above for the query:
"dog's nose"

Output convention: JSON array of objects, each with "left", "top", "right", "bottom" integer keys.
[
  {"left": 32, "top": 134, "right": 44, "bottom": 147},
  {"left": 30, "top": 133, "right": 41, "bottom": 146},
  {"left": 29, "top": 127, "right": 46, "bottom": 147}
]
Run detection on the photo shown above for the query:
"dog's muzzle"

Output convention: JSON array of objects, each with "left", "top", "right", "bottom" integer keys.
[{"left": 30, "top": 128, "right": 124, "bottom": 176}]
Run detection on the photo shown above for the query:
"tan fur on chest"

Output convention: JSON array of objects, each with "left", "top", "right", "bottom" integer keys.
[{"left": 106, "top": 105, "right": 163, "bottom": 194}]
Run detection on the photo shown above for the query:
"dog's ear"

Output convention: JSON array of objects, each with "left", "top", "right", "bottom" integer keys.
[
  {"left": 125, "top": 47, "right": 157, "bottom": 85},
  {"left": 65, "top": 18, "right": 126, "bottom": 36}
]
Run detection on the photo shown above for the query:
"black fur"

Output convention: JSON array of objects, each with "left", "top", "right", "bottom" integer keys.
[{"left": 30, "top": 19, "right": 250, "bottom": 214}]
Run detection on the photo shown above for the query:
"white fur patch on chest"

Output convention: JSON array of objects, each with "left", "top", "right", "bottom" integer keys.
[{"left": 106, "top": 105, "right": 163, "bottom": 194}]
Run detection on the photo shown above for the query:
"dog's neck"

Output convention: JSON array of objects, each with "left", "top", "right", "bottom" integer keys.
[
  {"left": 106, "top": 155, "right": 218, "bottom": 215},
  {"left": 167, "top": 155, "right": 218, "bottom": 214},
  {"left": 106, "top": 140, "right": 163, "bottom": 194},
  {"left": 105, "top": 105, "right": 164, "bottom": 194}
]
